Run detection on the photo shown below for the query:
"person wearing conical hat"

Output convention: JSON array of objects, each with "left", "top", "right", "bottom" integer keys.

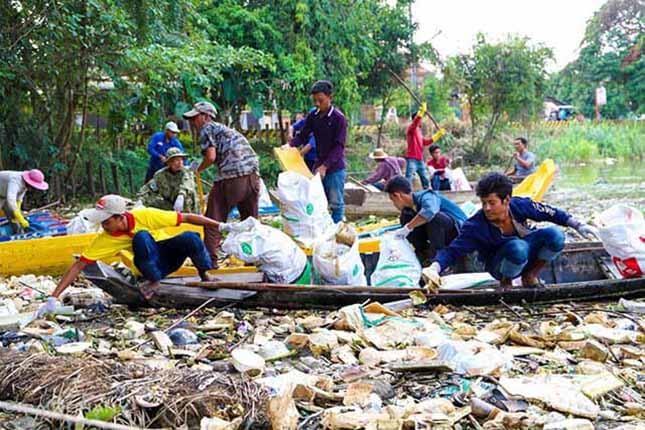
[
  {"left": 138, "top": 147, "right": 199, "bottom": 213},
  {"left": 0, "top": 169, "right": 49, "bottom": 234},
  {"left": 361, "top": 148, "right": 406, "bottom": 191}
]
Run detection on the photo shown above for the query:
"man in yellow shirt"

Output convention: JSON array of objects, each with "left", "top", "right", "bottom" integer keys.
[{"left": 48, "top": 194, "right": 219, "bottom": 304}]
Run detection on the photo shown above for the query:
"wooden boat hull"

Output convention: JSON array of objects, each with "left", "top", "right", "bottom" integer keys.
[
  {"left": 344, "top": 188, "right": 476, "bottom": 219},
  {"left": 84, "top": 243, "right": 645, "bottom": 310}
]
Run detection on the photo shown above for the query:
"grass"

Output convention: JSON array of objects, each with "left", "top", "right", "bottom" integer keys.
[{"left": 523, "top": 121, "right": 645, "bottom": 163}]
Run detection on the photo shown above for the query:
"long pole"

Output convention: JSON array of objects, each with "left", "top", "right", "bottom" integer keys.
[{"left": 387, "top": 67, "right": 440, "bottom": 130}]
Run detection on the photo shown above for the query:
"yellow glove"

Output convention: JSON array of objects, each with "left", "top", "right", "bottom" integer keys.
[
  {"left": 416, "top": 102, "right": 427, "bottom": 118},
  {"left": 431, "top": 128, "right": 447, "bottom": 142},
  {"left": 13, "top": 201, "right": 29, "bottom": 228}
]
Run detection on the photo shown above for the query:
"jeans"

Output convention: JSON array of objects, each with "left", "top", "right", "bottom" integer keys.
[
  {"left": 372, "top": 181, "right": 385, "bottom": 191},
  {"left": 400, "top": 207, "right": 459, "bottom": 264},
  {"left": 132, "top": 231, "right": 213, "bottom": 282},
  {"left": 405, "top": 158, "right": 430, "bottom": 189},
  {"left": 486, "top": 227, "right": 565, "bottom": 280},
  {"left": 431, "top": 173, "right": 451, "bottom": 191},
  {"left": 322, "top": 169, "right": 346, "bottom": 223}
]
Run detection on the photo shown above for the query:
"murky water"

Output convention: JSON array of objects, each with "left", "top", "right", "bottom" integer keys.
[{"left": 547, "top": 160, "right": 644, "bottom": 219}]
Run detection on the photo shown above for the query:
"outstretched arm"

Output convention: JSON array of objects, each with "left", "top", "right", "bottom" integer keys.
[
  {"left": 52, "top": 260, "right": 87, "bottom": 298},
  {"left": 182, "top": 213, "right": 220, "bottom": 229}
]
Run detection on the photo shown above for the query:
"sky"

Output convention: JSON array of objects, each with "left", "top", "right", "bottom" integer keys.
[{"left": 413, "top": 0, "right": 607, "bottom": 71}]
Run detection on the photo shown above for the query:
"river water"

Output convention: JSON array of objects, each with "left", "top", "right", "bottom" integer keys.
[{"left": 547, "top": 160, "right": 644, "bottom": 220}]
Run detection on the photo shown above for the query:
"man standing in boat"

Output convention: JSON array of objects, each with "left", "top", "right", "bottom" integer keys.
[
  {"left": 405, "top": 103, "right": 445, "bottom": 189},
  {"left": 183, "top": 101, "right": 260, "bottom": 267},
  {"left": 46, "top": 194, "right": 220, "bottom": 308},
  {"left": 424, "top": 173, "right": 599, "bottom": 289},
  {"left": 288, "top": 80, "right": 348, "bottom": 223},
  {"left": 386, "top": 176, "right": 467, "bottom": 265}
]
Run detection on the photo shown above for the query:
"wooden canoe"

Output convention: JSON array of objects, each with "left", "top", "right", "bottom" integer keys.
[{"left": 84, "top": 242, "right": 645, "bottom": 310}]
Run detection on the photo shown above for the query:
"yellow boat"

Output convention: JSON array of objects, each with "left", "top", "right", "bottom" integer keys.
[{"left": 0, "top": 222, "right": 382, "bottom": 277}]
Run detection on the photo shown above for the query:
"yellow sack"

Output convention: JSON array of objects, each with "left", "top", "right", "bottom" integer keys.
[{"left": 513, "top": 159, "right": 556, "bottom": 202}]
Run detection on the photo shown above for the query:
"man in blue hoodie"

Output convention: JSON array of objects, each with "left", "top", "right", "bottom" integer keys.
[{"left": 426, "top": 172, "right": 599, "bottom": 289}]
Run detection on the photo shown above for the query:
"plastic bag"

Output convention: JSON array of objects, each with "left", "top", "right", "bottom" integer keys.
[
  {"left": 276, "top": 171, "right": 334, "bottom": 247},
  {"left": 222, "top": 217, "right": 307, "bottom": 284},
  {"left": 447, "top": 167, "right": 472, "bottom": 191},
  {"left": 594, "top": 205, "right": 645, "bottom": 278},
  {"left": 66, "top": 209, "right": 102, "bottom": 234},
  {"left": 370, "top": 234, "right": 421, "bottom": 287},
  {"left": 313, "top": 228, "right": 366, "bottom": 286}
]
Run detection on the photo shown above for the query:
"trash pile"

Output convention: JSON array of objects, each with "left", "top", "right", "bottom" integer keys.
[{"left": 0, "top": 274, "right": 644, "bottom": 429}]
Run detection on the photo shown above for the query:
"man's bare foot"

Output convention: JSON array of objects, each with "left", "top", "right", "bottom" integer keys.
[
  {"left": 521, "top": 275, "right": 545, "bottom": 288},
  {"left": 499, "top": 278, "right": 513, "bottom": 290},
  {"left": 140, "top": 281, "right": 160, "bottom": 300},
  {"left": 198, "top": 270, "right": 220, "bottom": 283}
]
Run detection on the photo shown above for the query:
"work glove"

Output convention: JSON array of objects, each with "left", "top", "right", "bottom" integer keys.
[
  {"left": 577, "top": 224, "right": 601, "bottom": 241},
  {"left": 431, "top": 128, "right": 447, "bottom": 143},
  {"left": 392, "top": 224, "right": 412, "bottom": 240},
  {"left": 416, "top": 102, "right": 427, "bottom": 119},
  {"left": 35, "top": 297, "right": 59, "bottom": 319},
  {"left": 218, "top": 222, "right": 232, "bottom": 232},
  {"left": 422, "top": 262, "right": 443, "bottom": 290},
  {"left": 14, "top": 201, "right": 30, "bottom": 229},
  {"left": 173, "top": 195, "right": 185, "bottom": 212}
]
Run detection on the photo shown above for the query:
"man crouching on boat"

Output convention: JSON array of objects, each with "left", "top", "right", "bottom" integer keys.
[
  {"left": 386, "top": 176, "right": 467, "bottom": 265},
  {"left": 424, "top": 172, "right": 599, "bottom": 289},
  {"left": 46, "top": 194, "right": 220, "bottom": 308}
]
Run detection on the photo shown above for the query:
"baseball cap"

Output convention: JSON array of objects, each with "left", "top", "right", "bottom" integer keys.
[
  {"left": 83, "top": 195, "right": 128, "bottom": 224},
  {"left": 183, "top": 101, "right": 217, "bottom": 119},
  {"left": 165, "top": 121, "right": 180, "bottom": 133}
]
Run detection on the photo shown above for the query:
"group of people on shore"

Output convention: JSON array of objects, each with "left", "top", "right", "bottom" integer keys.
[{"left": 0, "top": 79, "right": 598, "bottom": 314}]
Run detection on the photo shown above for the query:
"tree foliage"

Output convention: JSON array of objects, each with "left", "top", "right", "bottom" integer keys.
[
  {"left": 0, "top": 0, "right": 424, "bottom": 174},
  {"left": 444, "top": 34, "right": 553, "bottom": 159},
  {"left": 548, "top": 0, "right": 644, "bottom": 118}
]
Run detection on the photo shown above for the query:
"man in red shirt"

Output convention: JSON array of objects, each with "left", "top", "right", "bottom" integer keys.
[
  {"left": 427, "top": 144, "right": 451, "bottom": 191},
  {"left": 405, "top": 103, "right": 445, "bottom": 189}
]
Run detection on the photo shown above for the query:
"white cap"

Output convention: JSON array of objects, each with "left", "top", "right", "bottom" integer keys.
[
  {"left": 83, "top": 195, "right": 128, "bottom": 223},
  {"left": 165, "top": 121, "right": 180, "bottom": 133}
]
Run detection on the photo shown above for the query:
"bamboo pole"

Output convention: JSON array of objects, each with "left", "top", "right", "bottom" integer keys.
[{"left": 387, "top": 66, "right": 440, "bottom": 130}]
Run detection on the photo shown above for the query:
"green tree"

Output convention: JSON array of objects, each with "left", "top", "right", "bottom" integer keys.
[
  {"left": 445, "top": 34, "right": 553, "bottom": 160},
  {"left": 548, "top": 0, "right": 643, "bottom": 119}
]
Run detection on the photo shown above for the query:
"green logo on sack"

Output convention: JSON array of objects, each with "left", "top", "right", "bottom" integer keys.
[
  {"left": 241, "top": 242, "right": 253, "bottom": 255},
  {"left": 353, "top": 265, "right": 360, "bottom": 277},
  {"left": 305, "top": 203, "right": 314, "bottom": 215}
]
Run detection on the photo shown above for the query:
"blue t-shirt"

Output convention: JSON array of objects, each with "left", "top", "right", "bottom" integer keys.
[
  {"left": 147, "top": 131, "right": 185, "bottom": 172},
  {"left": 292, "top": 118, "right": 317, "bottom": 162},
  {"left": 412, "top": 189, "right": 468, "bottom": 227}
]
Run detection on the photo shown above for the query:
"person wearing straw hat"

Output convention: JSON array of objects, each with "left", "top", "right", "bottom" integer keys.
[
  {"left": 138, "top": 147, "right": 199, "bottom": 213},
  {"left": 146, "top": 121, "right": 185, "bottom": 182},
  {"left": 47, "top": 194, "right": 220, "bottom": 306},
  {"left": 361, "top": 149, "right": 405, "bottom": 191},
  {"left": 0, "top": 169, "right": 49, "bottom": 234}
]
